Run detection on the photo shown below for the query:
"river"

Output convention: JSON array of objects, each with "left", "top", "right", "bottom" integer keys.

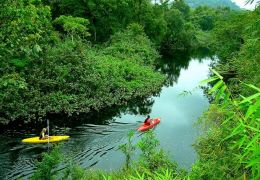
[{"left": 0, "top": 50, "right": 214, "bottom": 179}]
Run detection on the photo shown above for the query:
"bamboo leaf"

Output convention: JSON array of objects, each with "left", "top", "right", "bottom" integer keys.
[
  {"left": 210, "top": 68, "right": 223, "bottom": 79},
  {"left": 200, "top": 76, "right": 219, "bottom": 85},
  {"left": 244, "top": 125, "right": 260, "bottom": 132},
  {"left": 246, "top": 157, "right": 260, "bottom": 168},
  {"left": 245, "top": 104, "right": 257, "bottom": 120},
  {"left": 238, "top": 117, "right": 245, "bottom": 126},
  {"left": 238, "top": 136, "right": 247, "bottom": 148},
  {"left": 209, "top": 80, "right": 223, "bottom": 94},
  {"left": 216, "top": 84, "right": 227, "bottom": 101},
  {"left": 224, "top": 124, "right": 243, "bottom": 141},
  {"left": 239, "top": 95, "right": 246, "bottom": 99},
  {"left": 242, "top": 83, "right": 260, "bottom": 92},
  {"left": 239, "top": 93, "right": 260, "bottom": 104},
  {"left": 245, "top": 134, "right": 260, "bottom": 149},
  {"left": 221, "top": 115, "right": 234, "bottom": 125}
]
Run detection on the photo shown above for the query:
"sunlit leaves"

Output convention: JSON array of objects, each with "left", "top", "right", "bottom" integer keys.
[
  {"left": 200, "top": 76, "right": 219, "bottom": 85},
  {"left": 103, "top": 23, "right": 160, "bottom": 67},
  {"left": 53, "top": 15, "right": 90, "bottom": 40},
  {"left": 201, "top": 69, "right": 260, "bottom": 179},
  {"left": 208, "top": 80, "right": 223, "bottom": 94},
  {"left": 9, "top": 58, "right": 29, "bottom": 69},
  {"left": 0, "top": 0, "right": 54, "bottom": 59}
]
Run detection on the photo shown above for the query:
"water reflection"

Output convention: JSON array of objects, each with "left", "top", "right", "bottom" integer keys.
[{"left": 156, "top": 48, "right": 214, "bottom": 86}]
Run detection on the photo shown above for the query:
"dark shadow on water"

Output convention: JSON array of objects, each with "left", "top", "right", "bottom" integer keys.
[
  {"left": 48, "top": 97, "right": 154, "bottom": 128},
  {"left": 0, "top": 97, "right": 155, "bottom": 135}
]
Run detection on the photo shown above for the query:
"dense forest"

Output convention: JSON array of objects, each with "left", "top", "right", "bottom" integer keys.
[
  {"left": 0, "top": 0, "right": 259, "bottom": 179},
  {"left": 0, "top": 0, "right": 217, "bottom": 124}
]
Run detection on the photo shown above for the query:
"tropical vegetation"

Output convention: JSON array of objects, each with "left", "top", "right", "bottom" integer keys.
[{"left": 0, "top": 0, "right": 259, "bottom": 179}]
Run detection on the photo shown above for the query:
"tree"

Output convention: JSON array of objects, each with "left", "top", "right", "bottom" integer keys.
[{"left": 53, "top": 15, "right": 90, "bottom": 41}]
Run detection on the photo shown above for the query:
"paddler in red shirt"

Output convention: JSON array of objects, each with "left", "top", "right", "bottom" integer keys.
[{"left": 144, "top": 115, "right": 151, "bottom": 125}]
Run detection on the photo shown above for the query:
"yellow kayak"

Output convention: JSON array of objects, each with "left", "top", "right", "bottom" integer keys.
[{"left": 22, "top": 136, "right": 70, "bottom": 144}]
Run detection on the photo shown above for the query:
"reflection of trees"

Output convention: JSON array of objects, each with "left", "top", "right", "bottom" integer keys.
[
  {"left": 190, "top": 47, "right": 214, "bottom": 61},
  {"left": 123, "top": 98, "right": 154, "bottom": 115},
  {"left": 1, "top": 97, "right": 155, "bottom": 131},
  {"left": 44, "top": 97, "right": 155, "bottom": 127},
  {"left": 156, "top": 50, "right": 191, "bottom": 86},
  {"left": 157, "top": 48, "right": 214, "bottom": 86}
]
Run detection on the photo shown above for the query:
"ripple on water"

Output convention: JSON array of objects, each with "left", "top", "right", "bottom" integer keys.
[{"left": 2, "top": 122, "right": 139, "bottom": 180}]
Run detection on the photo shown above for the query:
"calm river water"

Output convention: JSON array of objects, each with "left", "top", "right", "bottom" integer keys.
[{"left": 0, "top": 51, "right": 214, "bottom": 179}]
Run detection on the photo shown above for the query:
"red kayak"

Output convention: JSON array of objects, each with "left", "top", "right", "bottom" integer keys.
[{"left": 137, "top": 118, "right": 161, "bottom": 132}]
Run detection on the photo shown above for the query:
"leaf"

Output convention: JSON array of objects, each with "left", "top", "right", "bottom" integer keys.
[
  {"left": 102, "top": 174, "right": 112, "bottom": 180},
  {"left": 237, "top": 136, "right": 247, "bottom": 148},
  {"left": 221, "top": 115, "right": 234, "bottom": 125},
  {"left": 242, "top": 83, "right": 260, "bottom": 92},
  {"left": 216, "top": 84, "right": 227, "bottom": 101},
  {"left": 210, "top": 68, "right": 223, "bottom": 79},
  {"left": 209, "top": 80, "right": 223, "bottom": 94},
  {"left": 239, "top": 93, "right": 260, "bottom": 104},
  {"left": 224, "top": 124, "right": 243, "bottom": 141},
  {"left": 246, "top": 158, "right": 260, "bottom": 168},
  {"left": 200, "top": 76, "right": 219, "bottom": 85},
  {"left": 244, "top": 125, "right": 260, "bottom": 133},
  {"left": 245, "top": 104, "right": 257, "bottom": 120},
  {"left": 9, "top": 58, "right": 28, "bottom": 68},
  {"left": 245, "top": 134, "right": 260, "bottom": 149}
]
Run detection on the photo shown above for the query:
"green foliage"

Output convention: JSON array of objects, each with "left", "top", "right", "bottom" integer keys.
[
  {"left": 191, "top": 7, "right": 259, "bottom": 179},
  {"left": 160, "top": 7, "right": 187, "bottom": 51},
  {"left": 53, "top": 15, "right": 90, "bottom": 40},
  {"left": 192, "top": 69, "right": 260, "bottom": 179},
  {"left": 31, "top": 146, "right": 61, "bottom": 180},
  {"left": 0, "top": 0, "right": 55, "bottom": 63},
  {"left": 0, "top": 0, "right": 167, "bottom": 124},
  {"left": 119, "top": 130, "right": 178, "bottom": 175},
  {"left": 136, "top": 130, "right": 178, "bottom": 173},
  {"left": 119, "top": 130, "right": 136, "bottom": 169},
  {"left": 62, "top": 164, "right": 86, "bottom": 180},
  {"left": 191, "top": 6, "right": 217, "bottom": 31},
  {"left": 0, "top": 73, "right": 28, "bottom": 123},
  {"left": 44, "top": 0, "right": 156, "bottom": 42},
  {"left": 2, "top": 0, "right": 260, "bottom": 179},
  {"left": 0, "top": 24, "right": 164, "bottom": 123},
  {"left": 103, "top": 23, "right": 160, "bottom": 67},
  {"left": 44, "top": 0, "right": 203, "bottom": 51},
  {"left": 31, "top": 131, "right": 184, "bottom": 180},
  {"left": 172, "top": 0, "right": 191, "bottom": 19},
  {"left": 213, "top": 12, "right": 246, "bottom": 60},
  {"left": 211, "top": 7, "right": 260, "bottom": 95}
]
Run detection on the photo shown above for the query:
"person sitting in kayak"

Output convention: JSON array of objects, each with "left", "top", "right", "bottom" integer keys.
[
  {"left": 39, "top": 128, "right": 49, "bottom": 140},
  {"left": 144, "top": 115, "right": 151, "bottom": 125}
]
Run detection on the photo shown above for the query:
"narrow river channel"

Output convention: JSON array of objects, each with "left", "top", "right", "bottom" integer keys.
[{"left": 0, "top": 51, "right": 214, "bottom": 179}]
